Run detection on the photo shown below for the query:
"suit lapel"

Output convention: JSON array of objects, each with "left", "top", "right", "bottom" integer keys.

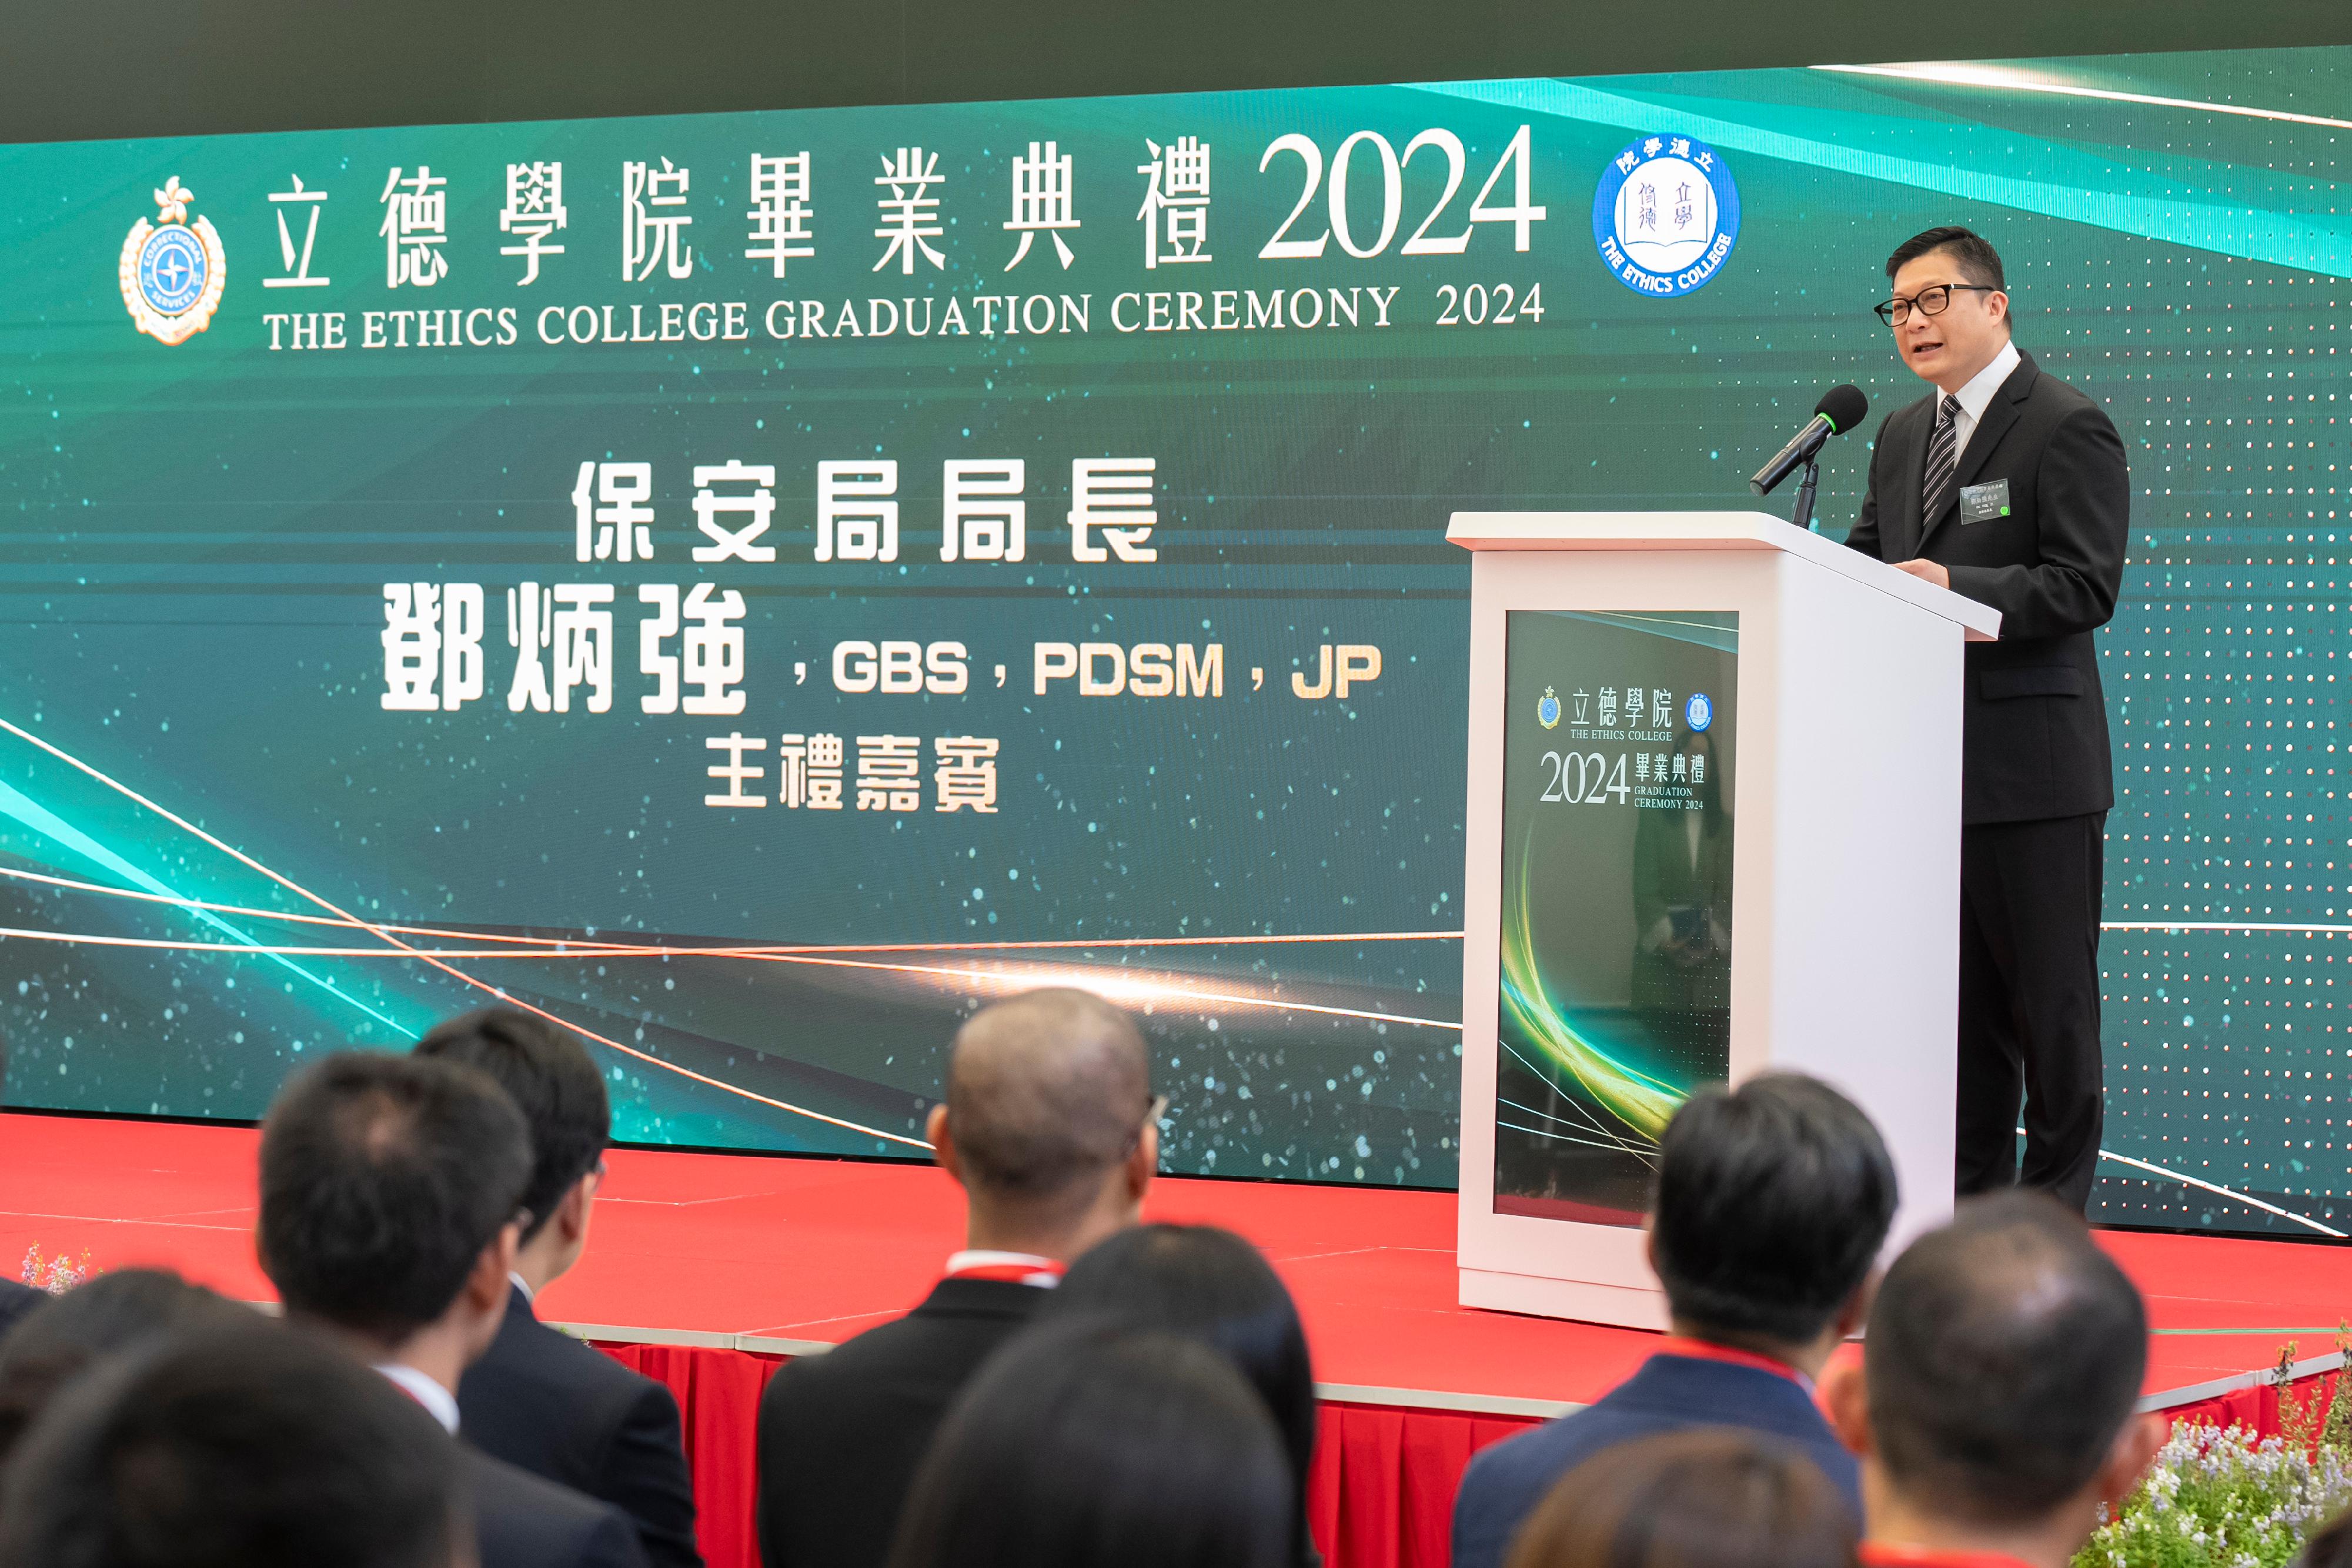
[
  {"left": 1917, "top": 349, "right": 2037, "bottom": 553},
  {"left": 1892, "top": 397, "right": 1932, "bottom": 560}
]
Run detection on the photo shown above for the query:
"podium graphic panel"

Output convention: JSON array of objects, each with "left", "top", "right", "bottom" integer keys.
[{"left": 1496, "top": 610, "right": 1738, "bottom": 1226}]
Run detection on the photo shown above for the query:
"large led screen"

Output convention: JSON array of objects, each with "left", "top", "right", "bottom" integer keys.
[{"left": 3, "top": 47, "right": 2347, "bottom": 1236}]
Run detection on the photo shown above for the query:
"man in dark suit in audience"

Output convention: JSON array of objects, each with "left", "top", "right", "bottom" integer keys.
[
  {"left": 1451, "top": 1074, "right": 1897, "bottom": 1568},
  {"left": 258, "top": 1051, "right": 650, "bottom": 1568},
  {"left": 1827, "top": 1192, "right": 2161, "bottom": 1568},
  {"left": 756, "top": 988, "right": 1159, "bottom": 1568},
  {"left": 419, "top": 1009, "right": 701, "bottom": 1568}
]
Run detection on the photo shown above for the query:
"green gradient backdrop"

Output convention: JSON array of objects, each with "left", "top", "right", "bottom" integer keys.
[{"left": 4, "top": 48, "right": 2348, "bottom": 1234}]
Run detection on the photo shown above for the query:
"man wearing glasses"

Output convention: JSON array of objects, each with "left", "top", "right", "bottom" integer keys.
[{"left": 1846, "top": 225, "right": 2127, "bottom": 1216}]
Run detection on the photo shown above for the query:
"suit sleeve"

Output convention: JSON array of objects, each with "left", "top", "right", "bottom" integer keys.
[
  {"left": 1842, "top": 417, "right": 1890, "bottom": 561},
  {"left": 599, "top": 1382, "right": 702, "bottom": 1568},
  {"left": 1942, "top": 402, "right": 2128, "bottom": 639},
  {"left": 581, "top": 1506, "right": 656, "bottom": 1568},
  {"left": 1449, "top": 1449, "right": 1505, "bottom": 1568}
]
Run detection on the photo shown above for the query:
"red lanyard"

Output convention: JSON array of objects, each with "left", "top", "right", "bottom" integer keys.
[
  {"left": 1653, "top": 1336, "right": 1812, "bottom": 1390},
  {"left": 1859, "top": 1544, "right": 2040, "bottom": 1568}
]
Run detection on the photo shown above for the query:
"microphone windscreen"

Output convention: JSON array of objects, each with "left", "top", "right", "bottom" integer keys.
[{"left": 1815, "top": 384, "right": 1869, "bottom": 435}]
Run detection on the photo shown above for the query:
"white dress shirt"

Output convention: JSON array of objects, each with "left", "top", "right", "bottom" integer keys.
[
  {"left": 943, "top": 1249, "right": 1064, "bottom": 1287},
  {"left": 1945, "top": 339, "right": 2021, "bottom": 463},
  {"left": 375, "top": 1363, "right": 462, "bottom": 1433}
]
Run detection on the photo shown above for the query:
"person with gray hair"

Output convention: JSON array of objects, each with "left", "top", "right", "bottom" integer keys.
[{"left": 756, "top": 988, "right": 1159, "bottom": 1568}]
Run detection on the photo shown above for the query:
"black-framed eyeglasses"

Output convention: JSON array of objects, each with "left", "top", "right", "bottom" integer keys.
[{"left": 1875, "top": 283, "right": 1998, "bottom": 326}]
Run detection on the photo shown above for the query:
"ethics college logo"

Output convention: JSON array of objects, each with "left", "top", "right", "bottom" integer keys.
[
  {"left": 119, "top": 176, "right": 227, "bottom": 345},
  {"left": 1684, "top": 692, "right": 1713, "bottom": 733},
  {"left": 1592, "top": 135, "right": 1739, "bottom": 298}
]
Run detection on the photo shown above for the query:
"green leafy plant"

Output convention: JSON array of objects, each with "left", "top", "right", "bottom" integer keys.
[{"left": 2076, "top": 1331, "right": 2352, "bottom": 1568}]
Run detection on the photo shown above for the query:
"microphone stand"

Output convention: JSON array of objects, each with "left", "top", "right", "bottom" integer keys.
[{"left": 1790, "top": 454, "right": 1820, "bottom": 533}]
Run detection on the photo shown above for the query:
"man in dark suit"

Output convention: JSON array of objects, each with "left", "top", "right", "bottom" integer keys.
[
  {"left": 419, "top": 1009, "right": 700, "bottom": 1568},
  {"left": 756, "top": 988, "right": 1159, "bottom": 1568},
  {"left": 1846, "top": 225, "right": 2129, "bottom": 1213},
  {"left": 1827, "top": 1193, "right": 2162, "bottom": 1568},
  {"left": 258, "top": 1051, "right": 650, "bottom": 1568},
  {"left": 1451, "top": 1074, "right": 1896, "bottom": 1568}
]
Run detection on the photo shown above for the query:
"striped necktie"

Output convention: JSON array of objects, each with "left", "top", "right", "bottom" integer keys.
[{"left": 1921, "top": 392, "right": 1962, "bottom": 527}]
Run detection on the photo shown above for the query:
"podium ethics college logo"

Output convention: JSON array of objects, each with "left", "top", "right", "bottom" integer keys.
[
  {"left": 120, "top": 177, "right": 228, "bottom": 345},
  {"left": 1592, "top": 134, "right": 1739, "bottom": 298}
]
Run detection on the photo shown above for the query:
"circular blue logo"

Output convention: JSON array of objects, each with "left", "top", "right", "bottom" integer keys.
[
  {"left": 1685, "top": 693, "right": 1714, "bottom": 733},
  {"left": 138, "top": 225, "right": 209, "bottom": 316},
  {"left": 1592, "top": 135, "right": 1740, "bottom": 298},
  {"left": 1537, "top": 686, "right": 1561, "bottom": 730}
]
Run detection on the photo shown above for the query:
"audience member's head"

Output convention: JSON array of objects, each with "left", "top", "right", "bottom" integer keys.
[
  {"left": 415, "top": 1007, "right": 610, "bottom": 1289},
  {"left": 1041, "top": 1225, "right": 1316, "bottom": 1560},
  {"left": 1647, "top": 1072, "right": 1896, "bottom": 1368},
  {"left": 257, "top": 1050, "right": 530, "bottom": 1369},
  {"left": 1827, "top": 1191, "right": 2161, "bottom": 1564},
  {"left": 927, "top": 988, "right": 1156, "bottom": 1260},
  {"left": 0, "top": 1268, "right": 249, "bottom": 1469},
  {"left": 886, "top": 1324, "right": 1291, "bottom": 1568},
  {"left": 0, "top": 1321, "right": 469, "bottom": 1568},
  {"left": 2300, "top": 1506, "right": 2352, "bottom": 1568},
  {"left": 1504, "top": 1428, "right": 1858, "bottom": 1568}
]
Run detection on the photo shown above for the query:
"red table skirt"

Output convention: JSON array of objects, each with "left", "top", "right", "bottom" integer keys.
[
  {"left": 596, "top": 1341, "right": 2328, "bottom": 1568},
  {"left": 596, "top": 1342, "right": 1540, "bottom": 1568},
  {"left": 2160, "top": 1367, "right": 2341, "bottom": 1443}
]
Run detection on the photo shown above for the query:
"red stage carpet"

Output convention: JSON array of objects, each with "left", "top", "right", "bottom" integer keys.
[{"left": 5, "top": 1112, "right": 2348, "bottom": 1568}]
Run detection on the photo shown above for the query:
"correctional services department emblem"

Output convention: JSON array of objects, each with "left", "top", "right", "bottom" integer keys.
[
  {"left": 1592, "top": 134, "right": 1739, "bottom": 299},
  {"left": 119, "top": 176, "right": 227, "bottom": 345},
  {"left": 1537, "top": 686, "right": 1561, "bottom": 730}
]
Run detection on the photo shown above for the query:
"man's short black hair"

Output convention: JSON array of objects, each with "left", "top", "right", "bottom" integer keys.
[
  {"left": 1649, "top": 1072, "right": 1897, "bottom": 1345},
  {"left": 1886, "top": 225, "right": 2006, "bottom": 291},
  {"left": 888, "top": 1325, "right": 1292, "bottom": 1568},
  {"left": 0, "top": 1321, "right": 465, "bottom": 1568},
  {"left": 1865, "top": 1191, "right": 2149, "bottom": 1523},
  {"left": 415, "top": 1007, "right": 609, "bottom": 1245},
  {"left": 258, "top": 1051, "right": 531, "bottom": 1342}
]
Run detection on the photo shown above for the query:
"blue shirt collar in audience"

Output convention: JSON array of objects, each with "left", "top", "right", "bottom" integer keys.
[
  {"left": 375, "top": 1363, "right": 461, "bottom": 1434},
  {"left": 509, "top": 1272, "right": 535, "bottom": 1307}
]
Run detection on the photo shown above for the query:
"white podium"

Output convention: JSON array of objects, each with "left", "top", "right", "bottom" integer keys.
[{"left": 1450, "top": 511, "right": 2001, "bottom": 1328}]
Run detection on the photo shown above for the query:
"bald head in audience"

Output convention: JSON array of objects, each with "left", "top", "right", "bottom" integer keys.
[
  {"left": 1827, "top": 1191, "right": 2163, "bottom": 1568},
  {"left": 926, "top": 988, "right": 1157, "bottom": 1261}
]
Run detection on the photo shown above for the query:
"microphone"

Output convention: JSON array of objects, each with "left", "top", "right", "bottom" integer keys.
[{"left": 1749, "top": 385, "right": 1870, "bottom": 497}]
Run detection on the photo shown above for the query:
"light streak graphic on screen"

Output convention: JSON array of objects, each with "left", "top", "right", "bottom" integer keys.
[
  {"left": 1498, "top": 847, "right": 1686, "bottom": 1152},
  {"left": 0, "top": 715, "right": 934, "bottom": 1150},
  {"left": 0, "top": 717, "right": 1458, "bottom": 1159},
  {"left": 1812, "top": 62, "right": 2352, "bottom": 131}
]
